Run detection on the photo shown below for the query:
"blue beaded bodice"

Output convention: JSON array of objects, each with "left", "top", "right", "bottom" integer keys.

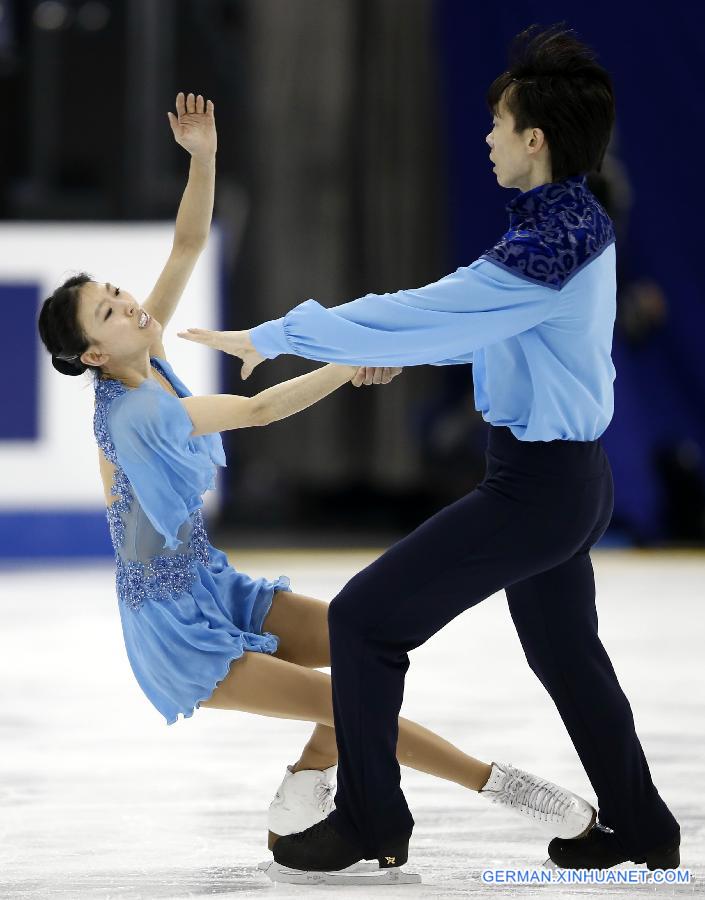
[{"left": 93, "top": 361, "right": 211, "bottom": 612}]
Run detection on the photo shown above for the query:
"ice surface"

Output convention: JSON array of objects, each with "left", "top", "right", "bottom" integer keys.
[{"left": 0, "top": 550, "right": 702, "bottom": 898}]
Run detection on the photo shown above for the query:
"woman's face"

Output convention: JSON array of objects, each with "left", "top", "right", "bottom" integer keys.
[{"left": 77, "top": 280, "right": 161, "bottom": 367}]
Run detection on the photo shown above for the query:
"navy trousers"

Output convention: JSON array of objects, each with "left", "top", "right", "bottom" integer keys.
[{"left": 326, "top": 425, "right": 679, "bottom": 859}]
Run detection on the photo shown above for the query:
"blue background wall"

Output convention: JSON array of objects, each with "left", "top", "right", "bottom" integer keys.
[{"left": 434, "top": 2, "right": 705, "bottom": 542}]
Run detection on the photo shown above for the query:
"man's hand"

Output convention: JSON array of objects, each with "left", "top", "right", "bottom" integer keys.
[
  {"left": 178, "top": 326, "right": 402, "bottom": 386},
  {"left": 351, "top": 366, "right": 403, "bottom": 387},
  {"left": 167, "top": 92, "right": 217, "bottom": 163},
  {"left": 178, "top": 327, "right": 265, "bottom": 379}
]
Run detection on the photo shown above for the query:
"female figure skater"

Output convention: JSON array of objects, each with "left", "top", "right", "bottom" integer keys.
[{"left": 37, "top": 91, "right": 596, "bottom": 859}]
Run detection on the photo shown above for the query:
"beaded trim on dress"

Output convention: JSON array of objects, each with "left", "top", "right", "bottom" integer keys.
[{"left": 93, "top": 361, "right": 210, "bottom": 612}]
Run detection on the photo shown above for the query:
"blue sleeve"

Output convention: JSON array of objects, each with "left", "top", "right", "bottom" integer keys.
[
  {"left": 430, "top": 351, "right": 474, "bottom": 366},
  {"left": 249, "top": 259, "right": 556, "bottom": 366},
  {"left": 107, "top": 385, "right": 226, "bottom": 551}
]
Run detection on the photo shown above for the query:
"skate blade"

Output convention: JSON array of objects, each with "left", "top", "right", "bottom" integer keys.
[
  {"left": 258, "top": 859, "right": 421, "bottom": 885},
  {"left": 542, "top": 858, "right": 558, "bottom": 869}
]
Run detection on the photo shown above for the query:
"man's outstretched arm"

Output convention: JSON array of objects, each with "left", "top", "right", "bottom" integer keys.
[{"left": 179, "top": 258, "right": 557, "bottom": 376}]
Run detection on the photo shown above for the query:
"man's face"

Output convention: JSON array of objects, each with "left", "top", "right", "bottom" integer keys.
[{"left": 486, "top": 93, "right": 541, "bottom": 190}]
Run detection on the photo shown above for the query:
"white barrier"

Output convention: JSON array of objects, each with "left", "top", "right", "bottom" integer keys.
[{"left": 0, "top": 223, "right": 222, "bottom": 556}]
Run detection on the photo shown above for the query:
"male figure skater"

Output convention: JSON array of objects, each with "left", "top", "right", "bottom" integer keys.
[{"left": 180, "top": 24, "right": 681, "bottom": 873}]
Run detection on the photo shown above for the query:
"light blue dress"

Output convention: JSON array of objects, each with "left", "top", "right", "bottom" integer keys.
[{"left": 93, "top": 357, "right": 289, "bottom": 725}]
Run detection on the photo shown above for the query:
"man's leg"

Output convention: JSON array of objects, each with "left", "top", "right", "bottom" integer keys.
[
  {"left": 505, "top": 550, "right": 680, "bottom": 859},
  {"left": 325, "top": 479, "right": 590, "bottom": 855}
]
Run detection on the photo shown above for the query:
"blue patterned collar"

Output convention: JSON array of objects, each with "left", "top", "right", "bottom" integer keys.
[
  {"left": 505, "top": 175, "right": 588, "bottom": 227},
  {"left": 481, "top": 174, "right": 615, "bottom": 290}
]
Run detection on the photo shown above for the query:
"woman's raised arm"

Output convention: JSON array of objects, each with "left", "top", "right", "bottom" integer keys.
[{"left": 143, "top": 92, "right": 217, "bottom": 336}]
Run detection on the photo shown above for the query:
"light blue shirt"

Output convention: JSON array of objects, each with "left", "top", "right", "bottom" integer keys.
[{"left": 249, "top": 176, "right": 617, "bottom": 442}]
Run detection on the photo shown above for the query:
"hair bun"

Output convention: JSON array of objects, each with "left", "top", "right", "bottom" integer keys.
[{"left": 51, "top": 353, "right": 88, "bottom": 376}]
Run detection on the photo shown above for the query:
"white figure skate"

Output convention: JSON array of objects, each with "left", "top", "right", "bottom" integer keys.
[
  {"left": 479, "top": 761, "right": 596, "bottom": 838},
  {"left": 266, "top": 764, "right": 337, "bottom": 851}
]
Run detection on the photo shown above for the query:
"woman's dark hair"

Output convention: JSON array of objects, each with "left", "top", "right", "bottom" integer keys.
[
  {"left": 487, "top": 23, "right": 615, "bottom": 182},
  {"left": 37, "top": 273, "right": 99, "bottom": 377}
]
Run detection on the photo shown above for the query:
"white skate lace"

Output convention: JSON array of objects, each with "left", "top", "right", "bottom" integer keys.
[
  {"left": 314, "top": 777, "right": 335, "bottom": 814},
  {"left": 491, "top": 765, "right": 571, "bottom": 821}
]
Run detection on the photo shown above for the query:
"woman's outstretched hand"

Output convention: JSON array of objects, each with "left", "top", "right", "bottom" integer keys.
[
  {"left": 167, "top": 92, "right": 217, "bottom": 162},
  {"left": 178, "top": 328, "right": 265, "bottom": 379}
]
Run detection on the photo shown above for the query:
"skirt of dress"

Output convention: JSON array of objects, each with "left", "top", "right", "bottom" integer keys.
[{"left": 118, "top": 540, "right": 291, "bottom": 725}]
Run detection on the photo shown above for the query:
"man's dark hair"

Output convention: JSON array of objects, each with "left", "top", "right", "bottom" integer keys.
[
  {"left": 487, "top": 23, "right": 615, "bottom": 182},
  {"left": 37, "top": 273, "right": 98, "bottom": 377}
]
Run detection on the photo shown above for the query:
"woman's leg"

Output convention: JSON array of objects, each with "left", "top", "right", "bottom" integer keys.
[
  {"left": 199, "top": 649, "right": 492, "bottom": 791},
  {"left": 264, "top": 590, "right": 331, "bottom": 668},
  {"left": 261, "top": 590, "right": 335, "bottom": 772},
  {"left": 262, "top": 590, "right": 493, "bottom": 786}
]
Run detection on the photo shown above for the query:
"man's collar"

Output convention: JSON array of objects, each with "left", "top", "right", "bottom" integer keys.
[
  {"left": 506, "top": 175, "right": 588, "bottom": 224},
  {"left": 481, "top": 173, "right": 615, "bottom": 290}
]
